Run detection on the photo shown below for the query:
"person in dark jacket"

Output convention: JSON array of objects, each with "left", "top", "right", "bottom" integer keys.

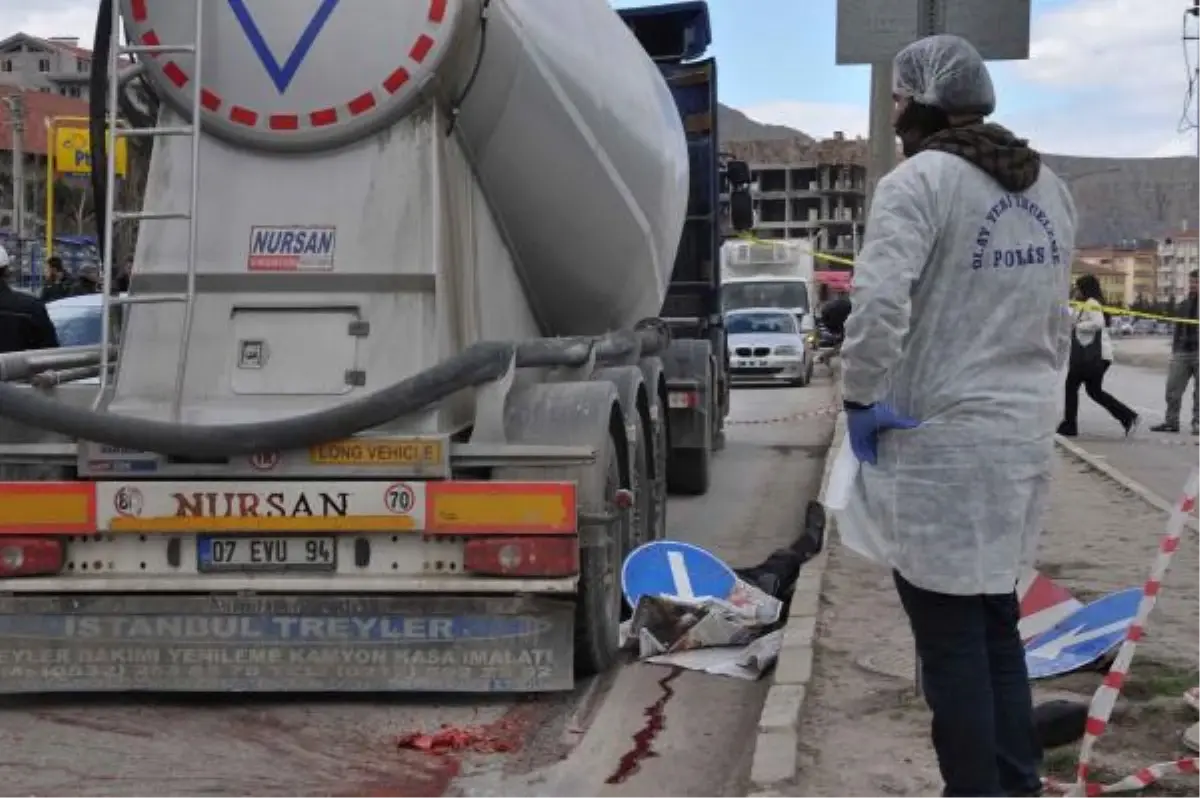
[
  {"left": 0, "top": 246, "right": 60, "bottom": 354},
  {"left": 1150, "top": 269, "right": 1199, "bottom": 435},
  {"left": 39, "top": 256, "right": 73, "bottom": 303},
  {"left": 113, "top": 256, "right": 132, "bottom": 293},
  {"left": 71, "top": 265, "right": 101, "bottom": 296},
  {"left": 820, "top": 295, "right": 852, "bottom": 339}
]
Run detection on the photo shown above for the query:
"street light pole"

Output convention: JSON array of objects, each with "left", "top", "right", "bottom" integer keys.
[{"left": 3, "top": 94, "right": 25, "bottom": 255}]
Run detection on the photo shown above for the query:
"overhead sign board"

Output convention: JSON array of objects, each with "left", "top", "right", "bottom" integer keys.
[
  {"left": 938, "top": 0, "right": 1031, "bottom": 61},
  {"left": 835, "top": 0, "right": 924, "bottom": 66},
  {"left": 836, "top": 0, "right": 1031, "bottom": 65}
]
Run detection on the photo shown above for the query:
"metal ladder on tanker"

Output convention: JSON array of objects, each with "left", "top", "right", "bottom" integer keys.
[{"left": 95, "top": 0, "right": 206, "bottom": 423}]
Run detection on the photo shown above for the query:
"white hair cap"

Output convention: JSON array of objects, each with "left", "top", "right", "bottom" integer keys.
[{"left": 893, "top": 34, "right": 996, "bottom": 116}]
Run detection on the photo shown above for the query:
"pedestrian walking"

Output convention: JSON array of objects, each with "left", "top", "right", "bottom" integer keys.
[
  {"left": 1056, "top": 274, "right": 1139, "bottom": 438},
  {"left": 1149, "top": 269, "right": 1198, "bottom": 436},
  {"left": 0, "top": 245, "right": 60, "bottom": 354},
  {"left": 836, "top": 34, "right": 1076, "bottom": 797}
]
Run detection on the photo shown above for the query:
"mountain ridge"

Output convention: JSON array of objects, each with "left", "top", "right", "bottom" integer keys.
[{"left": 716, "top": 104, "right": 1199, "bottom": 245}]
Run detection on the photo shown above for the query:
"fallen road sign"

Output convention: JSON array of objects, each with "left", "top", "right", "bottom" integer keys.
[
  {"left": 1025, "top": 587, "right": 1142, "bottom": 680},
  {"left": 621, "top": 540, "right": 738, "bottom": 609},
  {"left": 1018, "top": 569, "right": 1084, "bottom": 642}
]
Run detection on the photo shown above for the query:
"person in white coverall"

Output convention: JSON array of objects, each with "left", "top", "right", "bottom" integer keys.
[{"left": 837, "top": 35, "right": 1077, "bottom": 797}]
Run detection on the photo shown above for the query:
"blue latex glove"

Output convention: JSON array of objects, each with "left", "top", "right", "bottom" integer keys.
[{"left": 845, "top": 403, "right": 921, "bottom": 465}]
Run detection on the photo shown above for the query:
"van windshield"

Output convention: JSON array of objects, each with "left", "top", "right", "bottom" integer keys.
[{"left": 723, "top": 281, "right": 809, "bottom": 313}]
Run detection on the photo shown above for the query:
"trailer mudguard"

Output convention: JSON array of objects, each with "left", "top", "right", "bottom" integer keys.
[
  {"left": 494, "top": 380, "right": 626, "bottom": 519},
  {"left": 661, "top": 338, "right": 712, "bottom": 452}
]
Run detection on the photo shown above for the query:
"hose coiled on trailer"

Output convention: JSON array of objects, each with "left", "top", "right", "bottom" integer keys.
[{"left": 0, "top": 328, "right": 668, "bottom": 458}]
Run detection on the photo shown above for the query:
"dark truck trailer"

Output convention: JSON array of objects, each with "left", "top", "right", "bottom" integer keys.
[{"left": 619, "top": 1, "right": 753, "bottom": 497}]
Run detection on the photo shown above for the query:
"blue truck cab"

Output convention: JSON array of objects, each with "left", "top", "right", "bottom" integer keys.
[{"left": 618, "top": 2, "right": 753, "bottom": 496}]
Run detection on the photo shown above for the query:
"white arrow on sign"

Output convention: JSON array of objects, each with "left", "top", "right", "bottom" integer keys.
[
  {"left": 1027, "top": 619, "right": 1133, "bottom": 660},
  {"left": 666, "top": 550, "right": 696, "bottom": 599}
]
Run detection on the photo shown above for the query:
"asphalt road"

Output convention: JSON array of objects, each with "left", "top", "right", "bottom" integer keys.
[
  {"left": 0, "top": 377, "right": 837, "bottom": 797},
  {"left": 1066, "top": 357, "right": 1197, "bottom": 505}
]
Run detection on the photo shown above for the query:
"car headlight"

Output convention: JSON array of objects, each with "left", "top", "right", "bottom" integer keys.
[
  {"left": 774, "top": 345, "right": 799, "bottom": 356},
  {"left": 805, "top": 331, "right": 818, "bottom": 345}
]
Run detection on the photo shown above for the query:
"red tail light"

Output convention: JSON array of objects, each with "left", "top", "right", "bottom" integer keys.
[
  {"left": 0, "top": 537, "right": 65, "bottom": 577},
  {"left": 463, "top": 536, "right": 578, "bottom": 577},
  {"left": 668, "top": 390, "right": 699, "bottom": 409}
]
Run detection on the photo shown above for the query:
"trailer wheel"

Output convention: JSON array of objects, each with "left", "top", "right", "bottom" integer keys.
[
  {"left": 649, "top": 395, "right": 669, "bottom": 542},
  {"left": 668, "top": 442, "right": 711, "bottom": 496},
  {"left": 630, "top": 411, "right": 653, "bottom": 550},
  {"left": 574, "top": 425, "right": 628, "bottom": 677}
]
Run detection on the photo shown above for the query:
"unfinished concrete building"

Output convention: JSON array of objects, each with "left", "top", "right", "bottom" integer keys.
[{"left": 723, "top": 133, "right": 868, "bottom": 268}]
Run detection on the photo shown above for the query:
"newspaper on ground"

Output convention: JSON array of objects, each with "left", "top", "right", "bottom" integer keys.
[{"left": 618, "top": 577, "right": 785, "bottom": 681}]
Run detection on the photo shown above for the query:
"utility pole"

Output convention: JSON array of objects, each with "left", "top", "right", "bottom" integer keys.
[
  {"left": 1187, "top": 1, "right": 1199, "bottom": 159},
  {"left": 3, "top": 94, "right": 26, "bottom": 270},
  {"left": 865, "top": 65, "right": 897, "bottom": 214},
  {"left": 865, "top": 0, "right": 940, "bottom": 215}
]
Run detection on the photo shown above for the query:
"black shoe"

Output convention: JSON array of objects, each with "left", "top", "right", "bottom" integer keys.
[
  {"left": 1150, "top": 422, "right": 1180, "bottom": 433},
  {"left": 1123, "top": 414, "right": 1140, "bottom": 437},
  {"left": 1056, "top": 423, "right": 1077, "bottom": 437}
]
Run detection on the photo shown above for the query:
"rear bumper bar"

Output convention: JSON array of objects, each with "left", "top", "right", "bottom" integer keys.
[{"left": 0, "top": 592, "right": 576, "bottom": 693}]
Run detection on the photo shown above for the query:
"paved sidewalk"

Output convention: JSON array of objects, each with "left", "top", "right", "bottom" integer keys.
[
  {"left": 1069, "top": 360, "right": 1196, "bottom": 510},
  {"left": 763, "top": 445, "right": 1199, "bottom": 796}
]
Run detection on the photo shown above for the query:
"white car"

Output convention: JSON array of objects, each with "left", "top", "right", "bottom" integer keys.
[
  {"left": 45, "top": 292, "right": 123, "bottom": 385},
  {"left": 46, "top": 292, "right": 107, "bottom": 347},
  {"left": 726, "top": 307, "right": 814, "bottom": 387}
]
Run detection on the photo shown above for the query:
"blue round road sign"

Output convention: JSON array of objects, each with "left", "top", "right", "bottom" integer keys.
[
  {"left": 621, "top": 540, "right": 738, "bottom": 609},
  {"left": 1025, "top": 587, "right": 1142, "bottom": 680}
]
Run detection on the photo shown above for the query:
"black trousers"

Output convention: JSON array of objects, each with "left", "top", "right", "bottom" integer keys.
[
  {"left": 894, "top": 572, "right": 1043, "bottom": 797},
  {"left": 1060, "top": 361, "right": 1135, "bottom": 434}
]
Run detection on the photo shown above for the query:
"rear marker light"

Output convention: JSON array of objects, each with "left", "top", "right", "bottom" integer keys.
[
  {"left": 668, "top": 391, "right": 699, "bottom": 410},
  {"left": 0, "top": 545, "right": 23, "bottom": 571},
  {"left": 463, "top": 536, "right": 578, "bottom": 578},
  {"left": 613, "top": 489, "right": 634, "bottom": 510},
  {"left": 0, "top": 537, "right": 65, "bottom": 577}
]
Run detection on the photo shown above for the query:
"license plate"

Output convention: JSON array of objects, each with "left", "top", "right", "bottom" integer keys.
[
  {"left": 197, "top": 536, "right": 337, "bottom": 572},
  {"left": 668, "top": 392, "right": 692, "bottom": 409}
]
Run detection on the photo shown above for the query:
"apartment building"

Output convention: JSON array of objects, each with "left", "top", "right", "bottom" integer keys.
[
  {"left": 723, "top": 134, "right": 868, "bottom": 267},
  {"left": 1075, "top": 241, "right": 1158, "bottom": 306},
  {"left": 0, "top": 33, "right": 93, "bottom": 100},
  {"left": 1156, "top": 227, "right": 1199, "bottom": 304}
]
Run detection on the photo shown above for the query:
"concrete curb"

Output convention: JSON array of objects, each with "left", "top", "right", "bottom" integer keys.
[
  {"left": 748, "top": 412, "right": 843, "bottom": 792},
  {"left": 1112, "top": 350, "right": 1170, "bottom": 370},
  {"left": 1054, "top": 435, "right": 1197, "bottom": 533}
]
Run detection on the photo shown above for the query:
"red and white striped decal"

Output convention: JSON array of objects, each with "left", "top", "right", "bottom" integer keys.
[
  {"left": 1042, "top": 468, "right": 1200, "bottom": 797},
  {"left": 127, "top": 0, "right": 447, "bottom": 131},
  {"left": 1017, "top": 569, "right": 1083, "bottom": 642}
]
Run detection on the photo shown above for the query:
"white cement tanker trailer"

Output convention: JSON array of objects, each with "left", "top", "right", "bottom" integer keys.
[{"left": 0, "top": 0, "right": 753, "bottom": 693}]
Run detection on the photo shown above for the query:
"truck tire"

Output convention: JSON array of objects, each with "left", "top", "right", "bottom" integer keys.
[
  {"left": 648, "top": 394, "right": 669, "bottom": 542},
  {"left": 630, "top": 410, "right": 653, "bottom": 549},
  {"left": 668, "top": 442, "right": 711, "bottom": 496},
  {"left": 574, "top": 425, "right": 628, "bottom": 677}
]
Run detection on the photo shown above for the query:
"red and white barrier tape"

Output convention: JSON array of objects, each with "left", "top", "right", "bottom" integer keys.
[
  {"left": 1045, "top": 467, "right": 1200, "bottom": 797},
  {"left": 1046, "top": 757, "right": 1198, "bottom": 796}
]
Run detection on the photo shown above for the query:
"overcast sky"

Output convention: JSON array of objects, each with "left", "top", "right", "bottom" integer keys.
[{"left": 3, "top": 0, "right": 1197, "bottom": 158}]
